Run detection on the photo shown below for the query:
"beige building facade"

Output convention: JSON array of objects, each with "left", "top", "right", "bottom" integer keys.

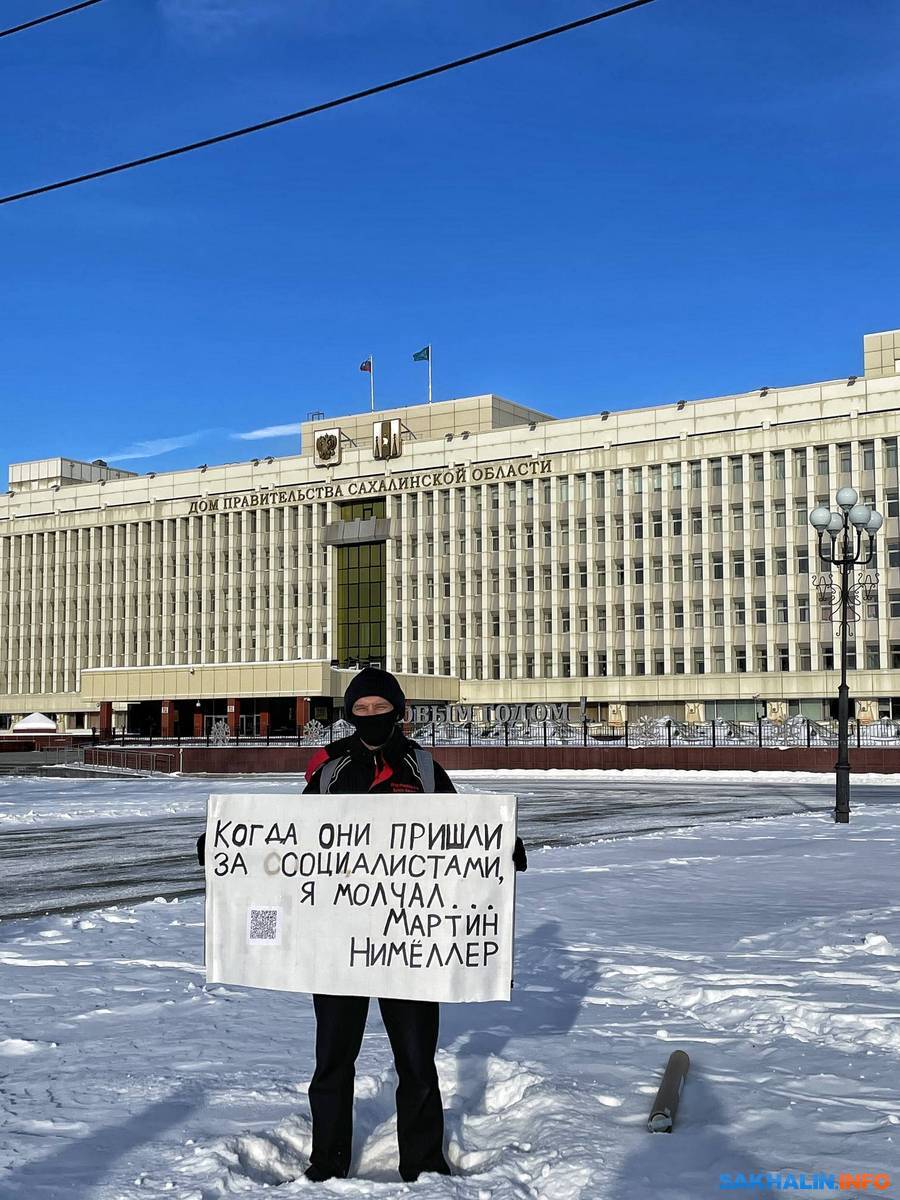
[{"left": 2, "top": 329, "right": 900, "bottom": 735}]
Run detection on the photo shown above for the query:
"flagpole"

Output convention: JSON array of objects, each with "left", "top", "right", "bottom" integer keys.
[
  {"left": 370, "top": 355, "right": 375, "bottom": 412},
  {"left": 428, "top": 344, "right": 432, "bottom": 405}
]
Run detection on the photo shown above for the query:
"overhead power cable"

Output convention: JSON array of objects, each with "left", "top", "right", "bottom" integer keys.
[
  {"left": 0, "top": 0, "right": 657, "bottom": 207},
  {"left": 0, "top": 0, "right": 104, "bottom": 40}
]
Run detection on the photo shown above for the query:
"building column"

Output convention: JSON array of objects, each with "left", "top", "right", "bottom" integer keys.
[
  {"left": 99, "top": 701, "right": 113, "bottom": 738},
  {"left": 259, "top": 709, "right": 270, "bottom": 738},
  {"left": 227, "top": 698, "right": 240, "bottom": 737},
  {"left": 161, "top": 700, "right": 175, "bottom": 739},
  {"left": 295, "top": 697, "right": 310, "bottom": 730},
  {"left": 193, "top": 707, "right": 204, "bottom": 738}
]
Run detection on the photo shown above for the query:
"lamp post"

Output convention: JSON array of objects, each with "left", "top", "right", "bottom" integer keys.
[{"left": 809, "top": 488, "right": 883, "bottom": 823}]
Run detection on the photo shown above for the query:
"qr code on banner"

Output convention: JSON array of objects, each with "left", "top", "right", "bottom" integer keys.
[{"left": 247, "top": 907, "right": 281, "bottom": 946}]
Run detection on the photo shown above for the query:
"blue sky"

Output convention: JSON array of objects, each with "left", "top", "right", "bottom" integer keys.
[{"left": 1, "top": 0, "right": 898, "bottom": 480}]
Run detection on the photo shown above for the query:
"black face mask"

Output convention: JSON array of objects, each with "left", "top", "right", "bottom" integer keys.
[{"left": 349, "top": 710, "right": 397, "bottom": 748}]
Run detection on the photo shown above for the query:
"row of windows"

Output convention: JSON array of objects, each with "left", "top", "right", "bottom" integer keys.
[{"left": 401, "top": 641, "right": 900, "bottom": 681}]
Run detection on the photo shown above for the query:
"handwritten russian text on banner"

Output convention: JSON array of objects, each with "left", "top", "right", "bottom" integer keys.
[{"left": 205, "top": 793, "right": 518, "bottom": 1003}]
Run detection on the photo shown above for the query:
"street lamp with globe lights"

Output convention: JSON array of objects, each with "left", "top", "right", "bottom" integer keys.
[{"left": 809, "top": 487, "right": 883, "bottom": 824}]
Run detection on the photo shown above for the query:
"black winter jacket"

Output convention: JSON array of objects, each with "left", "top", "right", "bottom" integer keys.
[
  {"left": 302, "top": 727, "right": 455, "bottom": 795},
  {"left": 196, "top": 727, "right": 526, "bottom": 870}
]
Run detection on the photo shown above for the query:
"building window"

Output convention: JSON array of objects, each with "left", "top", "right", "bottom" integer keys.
[
  {"left": 862, "top": 442, "right": 876, "bottom": 471},
  {"left": 650, "top": 465, "right": 661, "bottom": 492},
  {"left": 693, "top": 649, "right": 705, "bottom": 674},
  {"left": 710, "top": 459, "right": 723, "bottom": 486},
  {"left": 691, "top": 555, "right": 703, "bottom": 581},
  {"left": 631, "top": 468, "right": 643, "bottom": 494},
  {"left": 799, "top": 644, "right": 812, "bottom": 671},
  {"left": 821, "top": 644, "right": 834, "bottom": 670},
  {"left": 653, "top": 604, "right": 664, "bottom": 630},
  {"left": 754, "top": 598, "right": 766, "bottom": 624},
  {"left": 865, "top": 642, "right": 881, "bottom": 669},
  {"left": 755, "top": 647, "right": 768, "bottom": 672},
  {"left": 778, "top": 647, "right": 790, "bottom": 671},
  {"left": 593, "top": 471, "right": 606, "bottom": 500},
  {"left": 816, "top": 447, "right": 830, "bottom": 476},
  {"left": 775, "top": 598, "right": 788, "bottom": 623},
  {"left": 691, "top": 461, "right": 702, "bottom": 488},
  {"left": 772, "top": 452, "right": 785, "bottom": 480},
  {"left": 735, "top": 647, "right": 747, "bottom": 672},
  {"left": 652, "top": 556, "right": 663, "bottom": 583},
  {"left": 793, "top": 449, "right": 808, "bottom": 479},
  {"left": 796, "top": 549, "right": 809, "bottom": 574},
  {"left": 692, "top": 602, "right": 703, "bottom": 628},
  {"left": 731, "top": 505, "right": 744, "bottom": 532},
  {"left": 797, "top": 594, "right": 810, "bottom": 622},
  {"left": 672, "top": 556, "right": 684, "bottom": 582},
  {"left": 653, "top": 649, "right": 665, "bottom": 674},
  {"left": 712, "top": 553, "right": 724, "bottom": 580},
  {"left": 752, "top": 455, "right": 764, "bottom": 482},
  {"left": 711, "top": 507, "right": 723, "bottom": 533},
  {"left": 673, "top": 603, "right": 684, "bottom": 629},
  {"left": 775, "top": 551, "right": 787, "bottom": 576},
  {"left": 713, "top": 601, "right": 724, "bottom": 627},
  {"left": 691, "top": 509, "right": 703, "bottom": 534},
  {"left": 671, "top": 464, "right": 682, "bottom": 490},
  {"left": 733, "top": 554, "right": 745, "bottom": 579},
  {"left": 730, "top": 457, "right": 744, "bottom": 485},
  {"left": 673, "top": 650, "right": 685, "bottom": 674},
  {"left": 885, "top": 439, "right": 898, "bottom": 470},
  {"left": 652, "top": 513, "right": 663, "bottom": 538},
  {"left": 671, "top": 509, "right": 683, "bottom": 537}
]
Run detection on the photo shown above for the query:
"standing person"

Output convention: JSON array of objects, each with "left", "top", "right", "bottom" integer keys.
[{"left": 302, "top": 666, "right": 527, "bottom": 1183}]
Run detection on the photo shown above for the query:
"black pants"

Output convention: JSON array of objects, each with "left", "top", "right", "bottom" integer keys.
[{"left": 308, "top": 993, "right": 450, "bottom": 1181}]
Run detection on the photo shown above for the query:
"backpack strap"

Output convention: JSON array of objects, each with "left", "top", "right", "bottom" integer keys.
[
  {"left": 413, "top": 748, "right": 435, "bottom": 792},
  {"left": 317, "top": 756, "right": 340, "bottom": 793}
]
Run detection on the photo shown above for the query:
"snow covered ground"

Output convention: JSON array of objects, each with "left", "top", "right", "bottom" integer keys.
[{"left": 1, "top": 776, "right": 898, "bottom": 1198}]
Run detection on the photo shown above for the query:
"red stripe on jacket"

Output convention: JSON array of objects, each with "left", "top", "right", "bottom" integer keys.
[
  {"left": 369, "top": 751, "right": 394, "bottom": 790},
  {"left": 304, "top": 746, "right": 330, "bottom": 783}
]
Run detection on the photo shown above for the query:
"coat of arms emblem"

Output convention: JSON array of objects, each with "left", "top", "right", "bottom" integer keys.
[
  {"left": 313, "top": 428, "right": 342, "bottom": 467},
  {"left": 316, "top": 433, "right": 337, "bottom": 460}
]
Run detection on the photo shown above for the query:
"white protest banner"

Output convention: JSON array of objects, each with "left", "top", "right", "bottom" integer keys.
[{"left": 204, "top": 792, "right": 518, "bottom": 1003}]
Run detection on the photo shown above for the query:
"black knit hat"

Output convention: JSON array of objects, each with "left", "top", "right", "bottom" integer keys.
[{"left": 343, "top": 667, "right": 406, "bottom": 721}]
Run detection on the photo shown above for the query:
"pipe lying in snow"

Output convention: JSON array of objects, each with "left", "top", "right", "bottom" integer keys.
[{"left": 647, "top": 1050, "right": 690, "bottom": 1132}]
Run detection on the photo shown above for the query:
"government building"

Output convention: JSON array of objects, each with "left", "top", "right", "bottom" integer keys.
[{"left": 2, "top": 327, "right": 900, "bottom": 737}]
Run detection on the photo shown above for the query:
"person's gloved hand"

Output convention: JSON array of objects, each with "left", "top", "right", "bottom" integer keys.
[
  {"left": 513, "top": 836, "right": 527, "bottom": 872},
  {"left": 196, "top": 832, "right": 206, "bottom": 867}
]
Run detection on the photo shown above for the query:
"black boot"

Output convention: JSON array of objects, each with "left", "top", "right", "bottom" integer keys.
[{"left": 304, "top": 1163, "right": 346, "bottom": 1183}]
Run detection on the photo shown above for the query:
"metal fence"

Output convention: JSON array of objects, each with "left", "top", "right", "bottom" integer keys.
[
  {"left": 87, "top": 748, "right": 177, "bottom": 774},
  {"left": 97, "top": 715, "right": 900, "bottom": 752}
]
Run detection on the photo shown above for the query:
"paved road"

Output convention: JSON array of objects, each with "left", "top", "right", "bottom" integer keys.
[{"left": 2, "top": 775, "right": 898, "bottom": 922}]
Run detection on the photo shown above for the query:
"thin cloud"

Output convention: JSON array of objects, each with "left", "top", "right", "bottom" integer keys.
[
  {"left": 158, "top": 0, "right": 297, "bottom": 39},
  {"left": 233, "top": 423, "right": 302, "bottom": 441},
  {"left": 103, "top": 432, "right": 206, "bottom": 462}
]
